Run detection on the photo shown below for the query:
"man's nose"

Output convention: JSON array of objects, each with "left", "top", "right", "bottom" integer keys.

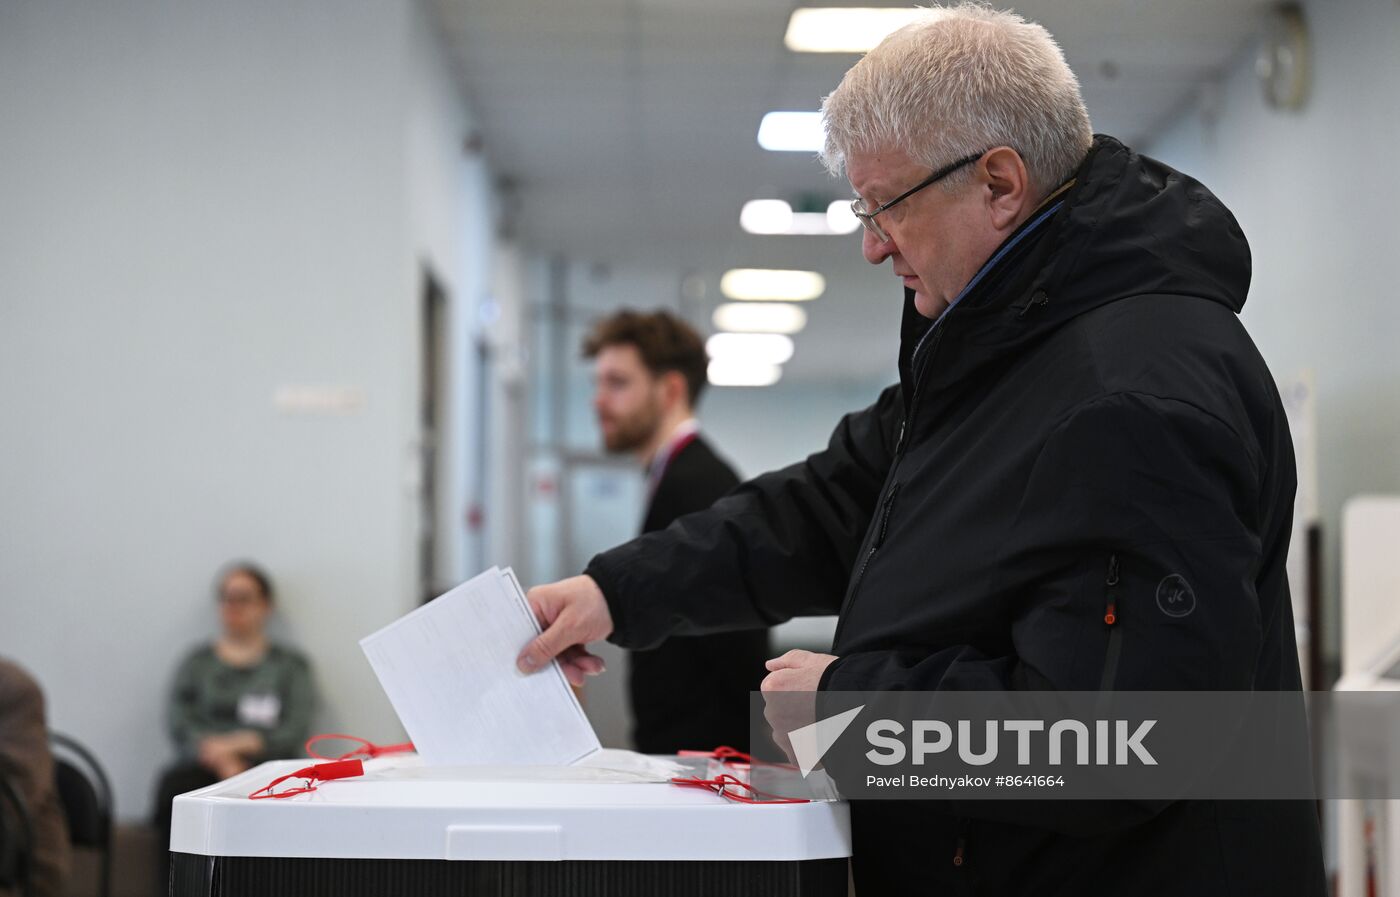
[{"left": 862, "top": 227, "right": 895, "bottom": 265}]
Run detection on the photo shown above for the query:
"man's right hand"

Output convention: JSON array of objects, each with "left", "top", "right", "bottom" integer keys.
[{"left": 516, "top": 575, "right": 614, "bottom": 687}]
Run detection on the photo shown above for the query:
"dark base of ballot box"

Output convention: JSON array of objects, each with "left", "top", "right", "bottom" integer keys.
[{"left": 170, "top": 853, "right": 849, "bottom": 897}]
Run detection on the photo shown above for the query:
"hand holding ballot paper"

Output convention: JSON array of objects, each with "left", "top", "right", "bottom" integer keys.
[
  {"left": 355, "top": 567, "right": 822, "bottom": 799},
  {"left": 356, "top": 567, "right": 698, "bottom": 786},
  {"left": 514, "top": 574, "right": 613, "bottom": 684},
  {"left": 360, "top": 567, "right": 604, "bottom": 767}
]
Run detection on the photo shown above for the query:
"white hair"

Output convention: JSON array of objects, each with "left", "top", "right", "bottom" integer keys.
[{"left": 821, "top": 3, "right": 1093, "bottom": 194}]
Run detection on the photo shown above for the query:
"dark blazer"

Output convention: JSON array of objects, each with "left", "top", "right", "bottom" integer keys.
[{"left": 628, "top": 434, "right": 771, "bottom": 754}]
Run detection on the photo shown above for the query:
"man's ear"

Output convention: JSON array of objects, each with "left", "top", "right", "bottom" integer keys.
[
  {"left": 981, "top": 146, "right": 1032, "bottom": 231},
  {"left": 660, "top": 369, "right": 690, "bottom": 412}
]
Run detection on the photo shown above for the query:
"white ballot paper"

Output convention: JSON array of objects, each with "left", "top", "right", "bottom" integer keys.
[{"left": 360, "top": 566, "right": 601, "bottom": 767}]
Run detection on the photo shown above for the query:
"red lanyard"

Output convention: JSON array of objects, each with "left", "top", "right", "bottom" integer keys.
[
  {"left": 677, "top": 745, "right": 764, "bottom": 763},
  {"left": 669, "top": 772, "right": 811, "bottom": 804},
  {"left": 248, "top": 758, "right": 364, "bottom": 800},
  {"left": 646, "top": 429, "right": 699, "bottom": 497},
  {"left": 670, "top": 746, "right": 811, "bottom": 805},
  {"left": 247, "top": 735, "right": 415, "bottom": 799},
  {"left": 304, "top": 733, "right": 415, "bottom": 761}
]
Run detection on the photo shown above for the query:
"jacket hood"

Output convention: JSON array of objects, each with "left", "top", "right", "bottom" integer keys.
[
  {"left": 898, "top": 135, "right": 1252, "bottom": 401},
  {"left": 1044, "top": 135, "right": 1251, "bottom": 315}
]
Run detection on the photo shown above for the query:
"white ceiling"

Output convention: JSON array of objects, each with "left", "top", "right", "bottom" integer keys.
[{"left": 429, "top": 0, "right": 1274, "bottom": 381}]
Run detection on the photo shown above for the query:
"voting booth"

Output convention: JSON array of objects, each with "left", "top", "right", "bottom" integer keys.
[{"left": 169, "top": 756, "right": 851, "bottom": 896}]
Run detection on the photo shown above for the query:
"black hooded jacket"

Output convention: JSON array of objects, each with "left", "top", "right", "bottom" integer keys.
[{"left": 586, "top": 136, "right": 1325, "bottom": 896}]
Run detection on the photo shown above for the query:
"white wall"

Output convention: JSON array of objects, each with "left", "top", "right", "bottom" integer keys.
[
  {"left": 703, "top": 377, "right": 894, "bottom": 482},
  {"left": 0, "top": 0, "right": 496, "bottom": 819},
  {"left": 1144, "top": 0, "right": 1400, "bottom": 667},
  {"left": 403, "top": 2, "right": 498, "bottom": 591}
]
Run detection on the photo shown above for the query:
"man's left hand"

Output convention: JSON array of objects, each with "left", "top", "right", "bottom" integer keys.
[
  {"left": 761, "top": 649, "right": 837, "bottom": 693},
  {"left": 760, "top": 650, "right": 838, "bottom": 766}
]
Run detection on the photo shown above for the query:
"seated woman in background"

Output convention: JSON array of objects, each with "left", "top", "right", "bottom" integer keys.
[{"left": 153, "top": 562, "right": 315, "bottom": 884}]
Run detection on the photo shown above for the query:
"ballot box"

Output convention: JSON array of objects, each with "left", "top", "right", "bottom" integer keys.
[{"left": 169, "top": 756, "right": 851, "bottom": 897}]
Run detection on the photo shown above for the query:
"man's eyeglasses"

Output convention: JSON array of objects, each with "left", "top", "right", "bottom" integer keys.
[{"left": 850, "top": 150, "right": 986, "bottom": 243}]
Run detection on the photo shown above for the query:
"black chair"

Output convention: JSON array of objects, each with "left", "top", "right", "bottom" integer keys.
[
  {"left": 49, "top": 733, "right": 113, "bottom": 897},
  {"left": 0, "top": 764, "right": 34, "bottom": 897}
]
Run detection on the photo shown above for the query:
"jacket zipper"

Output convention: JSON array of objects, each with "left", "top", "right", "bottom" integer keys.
[
  {"left": 1098, "top": 554, "right": 1123, "bottom": 691},
  {"left": 832, "top": 326, "right": 946, "bottom": 648},
  {"left": 874, "top": 484, "right": 901, "bottom": 547},
  {"left": 847, "top": 484, "right": 902, "bottom": 604}
]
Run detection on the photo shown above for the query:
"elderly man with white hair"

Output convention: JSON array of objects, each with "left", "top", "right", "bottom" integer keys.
[{"left": 517, "top": 4, "right": 1325, "bottom": 894}]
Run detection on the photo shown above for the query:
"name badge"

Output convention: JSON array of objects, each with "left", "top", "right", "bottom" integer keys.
[{"left": 237, "top": 693, "right": 282, "bottom": 728}]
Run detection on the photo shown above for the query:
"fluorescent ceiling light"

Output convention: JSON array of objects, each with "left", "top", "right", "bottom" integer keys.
[
  {"left": 740, "top": 199, "right": 795, "bottom": 234},
  {"left": 713, "top": 302, "right": 808, "bottom": 335},
  {"left": 706, "top": 332, "right": 796, "bottom": 366},
  {"left": 826, "top": 200, "right": 861, "bottom": 234},
  {"left": 740, "top": 199, "right": 860, "bottom": 236},
  {"left": 786, "top": 213, "right": 839, "bottom": 235},
  {"left": 720, "top": 268, "right": 826, "bottom": 301},
  {"left": 708, "top": 359, "right": 784, "bottom": 388},
  {"left": 784, "top": 7, "right": 926, "bottom": 53},
  {"left": 758, "top": 111, "right": 824, "bottom": 152}
]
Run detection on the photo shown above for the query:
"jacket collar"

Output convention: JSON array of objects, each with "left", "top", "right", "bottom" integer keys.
[{"left": 896, "top": 135, "right": 1252, "bottom": 408}]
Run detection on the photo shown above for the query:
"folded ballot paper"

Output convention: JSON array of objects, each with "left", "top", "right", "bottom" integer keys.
[{"left": 360, "top": 567, "right": 601, "bottom": 768}]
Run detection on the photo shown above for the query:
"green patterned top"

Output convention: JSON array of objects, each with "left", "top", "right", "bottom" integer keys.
[{"left": 166, "top": 643, "right": 315, "bottom": 761}]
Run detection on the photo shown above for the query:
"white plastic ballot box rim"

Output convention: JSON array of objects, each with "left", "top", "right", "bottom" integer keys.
[{"left": 170, "top": 759, "right": 851, "bottom": 862}]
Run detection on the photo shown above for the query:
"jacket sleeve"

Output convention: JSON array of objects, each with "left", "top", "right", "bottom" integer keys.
[
  {"left": 586, "top": 384, "right": 902, "bottom": 650},
  {"left": 819, "top": 391, "right": 1276, "bottom": 834}
]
